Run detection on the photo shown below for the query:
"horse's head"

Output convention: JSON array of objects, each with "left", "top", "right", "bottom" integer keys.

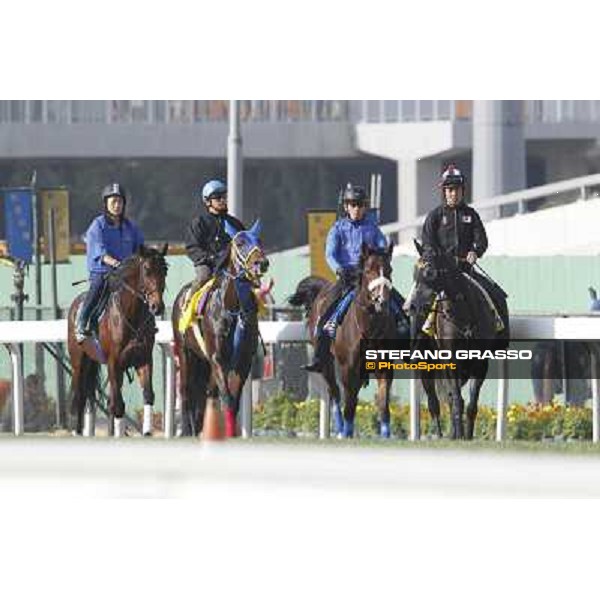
[
  {"left": 359, "top": 241, "right": 393, "bottom": 313},
  {"left": 225, "top": 219, "right": 269, "bottom": 286},
  {"left": 114, "top": 243, "right": 169, "bottom": 316},
  {"left": 413, "top": 240, "right": 456, "bottom": 295}
]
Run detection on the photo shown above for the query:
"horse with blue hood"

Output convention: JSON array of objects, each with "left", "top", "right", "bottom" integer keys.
[{"left": 172, "top": 218, "right": 270, "bottom": 437}]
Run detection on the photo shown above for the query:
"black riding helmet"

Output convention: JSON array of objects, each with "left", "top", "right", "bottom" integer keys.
[
  {"left": 102, "top": 183, "right": 127, "bottom": 220},
  {"left": 341, "top": 182, "right": 368, "bottom": 205},
  {"left": 102, "top": 183, "right": 127, "bottom": 203}
]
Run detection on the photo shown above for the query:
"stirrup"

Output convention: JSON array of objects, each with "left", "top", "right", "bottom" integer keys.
[{"left": 75, "top": 329, "right": 91, "bottom": 344}]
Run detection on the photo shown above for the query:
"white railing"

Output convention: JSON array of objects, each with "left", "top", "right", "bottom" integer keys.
[
  {"left": 381, "top": 172, "right": 600, "bottom": 239},
  {"left": 2, "top": 316, "right": 600, "bottom": 442}
]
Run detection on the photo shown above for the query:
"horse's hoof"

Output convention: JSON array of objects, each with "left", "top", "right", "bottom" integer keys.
[{"left": 143, "top": 432, "right": 152, "bottom": 437}]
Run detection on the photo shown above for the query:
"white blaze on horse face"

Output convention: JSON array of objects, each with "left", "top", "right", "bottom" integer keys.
[{"left": 368, "top": 266, "right": 392, "bottom": 311}]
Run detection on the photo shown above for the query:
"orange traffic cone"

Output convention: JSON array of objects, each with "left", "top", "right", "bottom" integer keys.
[{"left": 201, "top": 398, "right": 224, "bottom": 441}]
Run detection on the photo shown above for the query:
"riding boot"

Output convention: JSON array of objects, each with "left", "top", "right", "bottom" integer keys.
[
  {"left": 76, "top": 275, "right": 105, "bottom": 343},
  {"left": 302, "top": 334, "right": 333, "bottom": 373}
]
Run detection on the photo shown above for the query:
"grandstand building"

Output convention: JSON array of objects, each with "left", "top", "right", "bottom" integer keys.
[{"left": 2, "top": 100, "right": 600, "bottom": 244}]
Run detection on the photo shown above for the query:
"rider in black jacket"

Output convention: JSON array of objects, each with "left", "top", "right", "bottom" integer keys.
[
  {"left": 185, "top": 179, "right": 245, "bottom": 293},
  {"left": 412, "top": 165, "right": 509, "bottom": 344}
]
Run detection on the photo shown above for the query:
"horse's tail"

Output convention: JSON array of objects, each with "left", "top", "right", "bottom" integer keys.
[{"left": 288, "top": 276, "right": 329, "bottom": 315}]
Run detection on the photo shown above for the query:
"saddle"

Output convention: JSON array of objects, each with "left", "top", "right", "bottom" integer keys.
[
  {"left": 177, "top": 276, "right": 269, "bottom": 335},
  {"left": 177, "top": 277, "right": 216, "bottom": 334},
  {"left": 421, "top": 275, "right": 504, "bottom": 338}
]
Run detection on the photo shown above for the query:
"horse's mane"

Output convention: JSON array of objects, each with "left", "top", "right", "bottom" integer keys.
[{"left": 107, "top": 247, "right": 168, "bottom": 292}]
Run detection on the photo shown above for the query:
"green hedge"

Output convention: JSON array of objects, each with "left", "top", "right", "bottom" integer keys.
[{"left": 252, "top": 393, "right": 593, "bottom": 441}]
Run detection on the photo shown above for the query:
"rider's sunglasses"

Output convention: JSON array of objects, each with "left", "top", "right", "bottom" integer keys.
[
  {"left": 210, "top": 194, "right": 228, "bottom": 201},
  {"left": 346, "top": 201, "right": 364, "bottom": 208}
]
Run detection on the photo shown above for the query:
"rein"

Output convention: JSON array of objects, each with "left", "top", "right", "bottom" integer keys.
[{"left": 110, "top": 256, "right": 162, "bottom": 340}]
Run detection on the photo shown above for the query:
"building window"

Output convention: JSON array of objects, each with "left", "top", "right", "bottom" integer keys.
[
  {"left": 0, "top": 101, "right": 10, "bottom": 122},
  {"left": 9, "top": 101, "right": 25, "bottom": 122},
  {"left": 29, "top": 101, "right": 43, "bottom": 122},
  {"left": 131, "top": 100, "right": 148, "bottom": 122},
  {"left": 401, "top": 100, "right": 416, "bottom": 122},
  {"left": 418, "top": 100, "right": 433, "bottom": 121},
  {"left": 168, "top": 100, "right": 193, "bottom": 123},
  {"left": 436, "top": 100, "right": 451, "bottom": 120},
  {"left": 47, "top": 101, "right": 69, "bottom": 123},
  {"left": 71, "top": 100, "right": 105, "bottom": 123},
  {"left": 153, "top": 100, "right": 166, "bottom": 123},
  {"left": 383, "top": 100, "right": 398, "bottom": 122}
]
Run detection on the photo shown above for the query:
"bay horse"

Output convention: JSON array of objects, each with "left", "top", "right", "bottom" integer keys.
[
  {"left": 171, "top": 220, "right": 269, "bottom": 437},
  {"left": 411, "top": 243, "right": 499, "bottom": 439},
  {"left": 289, "top": 243, "right": 397, "bottom": 438},
  {"left": 67, "top": 244, "right": 168, "bottom": 436}
]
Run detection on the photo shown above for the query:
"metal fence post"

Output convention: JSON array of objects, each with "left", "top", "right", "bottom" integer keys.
[
  {"left": 496, "top": 360, "right": 509, "bottom": 441},
  {"left": 409, "top": 376, "right": 420, "bottom": 441}
]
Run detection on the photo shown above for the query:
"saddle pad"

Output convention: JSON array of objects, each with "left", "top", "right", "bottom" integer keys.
[
  {"left": 422, "top": 298, "right": 438, "bottom": 338},
  {"left": 177, "top": 277, "right": 216, "bottom": 334}
]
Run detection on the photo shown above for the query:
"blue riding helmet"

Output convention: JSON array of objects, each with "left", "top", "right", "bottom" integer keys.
[{"left": 202, "top": 179, "right": 227, "bottom": 202}]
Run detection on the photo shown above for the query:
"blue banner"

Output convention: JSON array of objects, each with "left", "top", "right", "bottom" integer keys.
[{"left": 3, "top": 188, "right": 33, "bottom": 263}]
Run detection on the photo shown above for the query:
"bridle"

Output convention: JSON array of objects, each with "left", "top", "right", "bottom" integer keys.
[
  {"left": 111, "top": 255, "right": 166, "bottom": 338},
  {"left": 228, "top": 232, "right": 266, "bottom": 286},
  {"left": 367, "top": 266, "right": 392, "bottom": 312}
]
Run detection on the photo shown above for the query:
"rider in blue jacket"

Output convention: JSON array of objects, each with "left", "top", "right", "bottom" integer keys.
[
  {"left": 75, "top": 183, "right": 144, "bottom": 342},
  {"left": 303, "top": 183, "right": 408, "bottom": 372}
]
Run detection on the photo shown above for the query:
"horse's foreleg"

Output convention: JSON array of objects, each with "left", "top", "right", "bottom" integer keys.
[
  {"left": 177, "top": 345, "right": 194, "bottom": 437},
  {"left": 448, "top": 373, "right": 464, "bottom": 440},
  {"left": 69, "top": 351, "right": 85, "bottom": 435},
  {"left": 422, "top": 374, "right": 442, "bottom": 438},
  {"left": 340, "top": 371, "right": 361, "bottom": 439},
  {"left": 107, "top": 359, "right": 125, "bottom": 437},
  {"left": 466, "top": 360, "right": 489, "bottom": 440},
  {"left": 321, "top": 360, "right": 342, "bottom": 436},
  {"left": 136, "top": 361, "right": 154, "bottom": 436},
  {"left": 210, "top": 360, "right": 237, "bottom": 437},
  {"left": 375, "top": 375, "right": 392, "bottom": 438}
]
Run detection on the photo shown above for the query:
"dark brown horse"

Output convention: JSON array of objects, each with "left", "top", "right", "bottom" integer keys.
[
  {"left": 67, "top": 245, "right": 168, "bottom": 436},
  {"left": 289, "top": 244, "right": 397, "bottom": 438},
  {"left": 411, "top": 245, "right": 498, "bottom": 439},
  {"left": 171, "top": 221, "right": 269, "bottom": 437}
]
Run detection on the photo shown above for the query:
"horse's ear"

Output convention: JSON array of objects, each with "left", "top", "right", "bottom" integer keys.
[
  {"left": 413, "top": 238, "right": 424, "bottom": 256},
  {"left": 138, "top": 244, "right": 148, "bottom": 257},
  {"left": 223, "top": 219, "right": 239, "bottom": 239},
  {"left": 161, "top": 242, "right": 169, "bottom": 256},
  {"left": 387, "top": 238, "right": 394, "bottom": 257},
  {"left": 248, "top": 218, "right": 262, "bottom": 238}
]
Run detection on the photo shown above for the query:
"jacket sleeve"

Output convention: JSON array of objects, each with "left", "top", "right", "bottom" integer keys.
[
  {"left": 373, "top": 224, "right": 388, "bottom": 251},
  {"left": 421, "top": 210, "right": 440, "bottom": 262},
  {"left": 85, "top": 219, "right": 106, "bottom": 268},
  {"left": 185, "top": 218, "right": 213, "bottom": 266},
  {"left": 471, "top": 210, "right": 488, "bottom": 257},
  {"left": 325, "top": 223, "right": 342, "bottom": 273}
]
